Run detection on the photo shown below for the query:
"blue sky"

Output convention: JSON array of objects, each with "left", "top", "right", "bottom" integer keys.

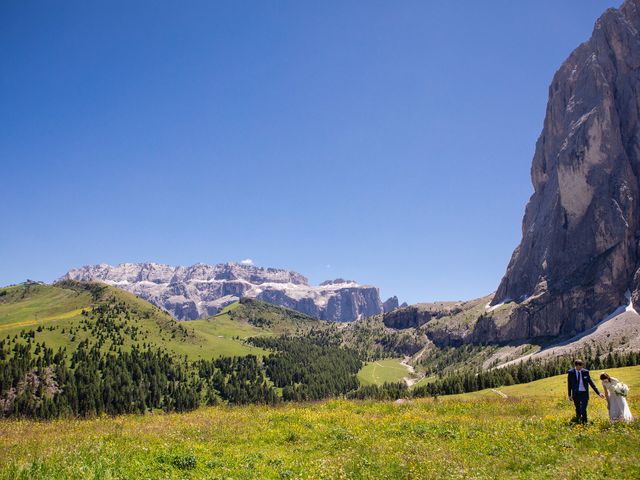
[{"left": 1, "top": 1, "right": 620, "bottom": 304}]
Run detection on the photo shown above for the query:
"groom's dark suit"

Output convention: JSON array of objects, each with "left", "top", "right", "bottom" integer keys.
[{"left": 567, "top": 368, "right": 601, "bottom": 423}]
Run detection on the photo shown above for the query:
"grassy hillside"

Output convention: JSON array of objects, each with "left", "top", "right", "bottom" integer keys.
[
  {"left": 1, "top": 366, "right": 639, "bottom": 479},
  {"left": 184, "top": 302, "right": 267, "bottom": 358},
  {"left": 0, "top": 282, "right": 327, "bottom": 361},
  {"left": 0, "top": 282, "right": 92, "bottom": 331},
  {"left": 184, "top": 299, "right": 325, "bottom": 359},
  {"left": 228, "top": 297, "right": 326, "bottom": 334},
  {"left": 186, "top": 297, "right": 331, "bottom": 357},
  {"left": 0, "top": 281, "right": 217, "bottom": 359}
]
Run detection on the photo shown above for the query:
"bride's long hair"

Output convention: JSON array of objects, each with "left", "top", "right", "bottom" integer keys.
[{"left": 600, "top": 372, "right": 619, "bottom": 383}]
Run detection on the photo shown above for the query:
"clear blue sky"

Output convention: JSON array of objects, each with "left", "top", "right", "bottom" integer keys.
[{"left": 0, "top": 1, "right": 620, "bottom": 304}]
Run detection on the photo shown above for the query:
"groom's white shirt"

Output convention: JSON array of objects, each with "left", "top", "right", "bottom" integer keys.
[{"left": 576, "top": 370, "right": 586, "bottom": 392}]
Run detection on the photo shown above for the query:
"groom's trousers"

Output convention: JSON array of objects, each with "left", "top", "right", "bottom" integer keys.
[{"left": 573, "top": 391, "right": 589, "bottom": 423}]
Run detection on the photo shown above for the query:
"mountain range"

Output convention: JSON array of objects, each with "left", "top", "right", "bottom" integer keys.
[{"left": 61, "top": 262, "right": 391, "bottom": 322}]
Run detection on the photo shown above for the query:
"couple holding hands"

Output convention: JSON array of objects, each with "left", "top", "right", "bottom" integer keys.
[{"left": 567, "top": 359, "right": 633, "bottom": 423}]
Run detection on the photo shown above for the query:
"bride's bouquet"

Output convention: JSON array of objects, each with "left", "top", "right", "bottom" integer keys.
[{"left": 613, "top": 382, "right": 629, "bottom": 397}]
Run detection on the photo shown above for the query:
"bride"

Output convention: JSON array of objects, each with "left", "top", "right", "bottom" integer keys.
[{"left": 600, "top": 372, "right": 633, "bottom": 422}]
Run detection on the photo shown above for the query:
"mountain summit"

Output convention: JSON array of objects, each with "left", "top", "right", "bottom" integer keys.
[
  {"left": 487, "top": 0, "right": 640, "bottom": 341},
  {"left": 61, "top": 262, "right": 383, "bottom": 322}
]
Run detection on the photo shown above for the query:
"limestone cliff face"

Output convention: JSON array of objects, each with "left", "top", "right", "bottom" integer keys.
[
  {"left": 383, "top": 305, "right": 433, "bottom": 330},
  {"left": 487, "top": 0, "right": 640, "bottom": 341},
  {"left": 383, "top": 301, "right": 467, "bottom": 330},
  {"left": 61, "top": 263, "right": 384, "bottom": 322}
]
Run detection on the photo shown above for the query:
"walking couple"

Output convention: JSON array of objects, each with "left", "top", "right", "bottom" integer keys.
[{"left": 568, "top": 359, "right": 633, "bottom": 423}]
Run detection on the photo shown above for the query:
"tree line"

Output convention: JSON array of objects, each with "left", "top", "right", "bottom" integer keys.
[
  {"left": 249, "top": 334, "right": 361, "bottom": 401},
  {"left": 0, "top": 326, "right": 362, "bottom": 418}
]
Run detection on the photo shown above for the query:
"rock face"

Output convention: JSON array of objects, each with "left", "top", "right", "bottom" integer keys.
[
  {"left": 383, "top": 305, "right": 432, "bottom": 329},
  {"left": 61, "top": 263, "right": 384, "bottom": 322},
  {"left": 384, "top": 302, "right": 468, "bottom": 331},
  {"left": 383, "top": 296, "right": 400, "bottom": 313},
  {"left": 486, "top": 0, "right": 640, "bottom": 342}
]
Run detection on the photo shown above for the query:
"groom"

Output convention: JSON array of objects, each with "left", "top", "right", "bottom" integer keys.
[{"left": 567, "top": 359, "right": 604, "bottom": 423}]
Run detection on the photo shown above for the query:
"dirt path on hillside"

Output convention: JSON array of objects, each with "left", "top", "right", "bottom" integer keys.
[{"left": 401, "top": 356, "right": 424, "bottom": 387}]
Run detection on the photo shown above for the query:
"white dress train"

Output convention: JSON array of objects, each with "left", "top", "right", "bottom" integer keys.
[{"left": 602, "top": 378, "right": 633, "bottom": 422}]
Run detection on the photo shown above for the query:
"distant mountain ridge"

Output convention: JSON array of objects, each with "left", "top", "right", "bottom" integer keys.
[{"left": 61, "top": 262, "right": 384, "bottom": 322}]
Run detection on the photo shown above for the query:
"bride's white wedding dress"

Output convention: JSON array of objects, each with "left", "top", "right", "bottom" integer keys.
[{"left": 602, "top": 378, "right": 633, "bottom": 422}]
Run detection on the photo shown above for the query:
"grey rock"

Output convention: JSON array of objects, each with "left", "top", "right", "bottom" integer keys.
[
  {"left": 325, "top": 287, "right": 383, "bottom": 321},
  {"left": 487, "top": 0, "right": 640, "bottom": 342},
  {"left": 61, "top": 262, "right": 383, "bottom": 322},
  {"left": 383, "top": 296, "right": 400, "bottom": 313},
  {"left": 383, "top": 305, "right": 432, "bottom": 329},
  {"left": 383, "top": 300, "right": 467, "bottom": 331}
]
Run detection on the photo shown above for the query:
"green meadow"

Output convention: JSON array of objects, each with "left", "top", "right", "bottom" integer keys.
[
  {"left": 182, "top": 302, "right": 267, "bottom": 358},
  {"left": 357, "top": 358, "right": 410, "bottom": 386},
  {"left": 0, "top": 283, "right": 91, "bottom": 330},
  {"left": 2, "top": 366, "right": 639, "bottom": 480}
]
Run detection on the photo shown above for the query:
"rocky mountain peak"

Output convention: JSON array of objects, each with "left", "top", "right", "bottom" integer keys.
[
  {"left": 486, "top": 0, "right": 640, "bottom": 341},
  {"left": 383, "top": 296, "right": 400, "bottom": 313},
  {"left": 61, "top": 262, "right": 383, "bottom": 322}
]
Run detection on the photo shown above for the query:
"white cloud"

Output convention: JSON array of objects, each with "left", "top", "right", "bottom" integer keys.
[{"left": 240, "top": 258, "right": 254, "bottom": 266}]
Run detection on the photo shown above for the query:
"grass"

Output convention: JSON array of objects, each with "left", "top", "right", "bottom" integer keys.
[
  {"left": 2, "top": 366, "right": 640, "bottom": 479},
  {"left": 184, "top": 298, "right": 326, "bottom": 358},
  {"left": 357, "top": 358, "right": 409, "bottom": 386},
  {"left": 0, "top": 283, "right": 258, "bottom": 360},
  {"left": 2, "top": 285, "right": 188, "bottom": 356},
  {"left": 186, "top": 314, "right": 267, "bottom": 358},
  {"left": 0, "top": 283, "right": 325, "bottom": 361},
  {"left": 456, "top": 366, "right": 640, "bottom": 400},
  {"left": 0, "top": 283, "right": 91, "bottom": 328}
]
